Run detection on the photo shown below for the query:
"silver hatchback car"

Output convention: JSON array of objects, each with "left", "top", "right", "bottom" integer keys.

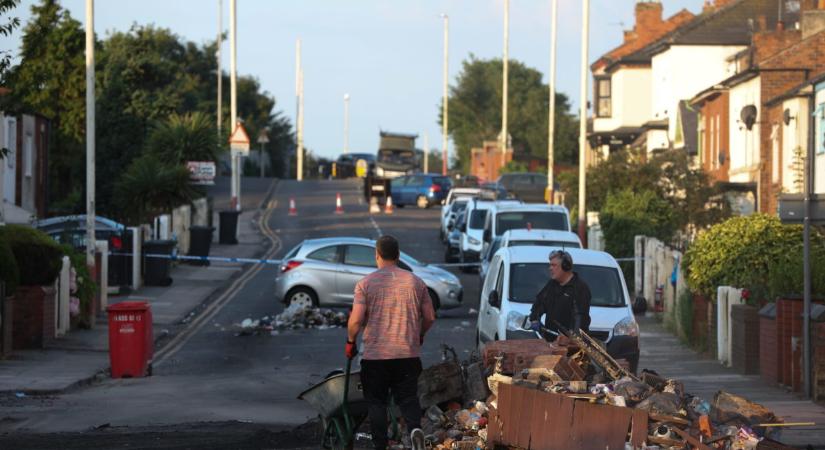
[{"left": 275, "top": 237, "right": 463, "bottom": 310}]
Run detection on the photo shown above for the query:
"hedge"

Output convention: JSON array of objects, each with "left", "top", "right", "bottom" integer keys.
[
  {"left": 0, "top": 225, "right": 63, "bottom": 287},
  {"left": 684, "top": 214, "right": 825, "bottom": 301},
  {"left": 0, "top": 233, "right": 19, "bottom": 296}
]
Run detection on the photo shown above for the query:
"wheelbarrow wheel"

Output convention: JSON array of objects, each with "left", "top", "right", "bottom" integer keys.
[{"left": 321, "top": 415, "right": 353, "bottom": 450}]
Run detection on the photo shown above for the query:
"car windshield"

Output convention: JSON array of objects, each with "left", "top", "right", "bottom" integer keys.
[
  {"left": 509, "top": 240, "right": 580, "bottom": 248},
  {"left": 508, "top": 263, "right": 626, "bottom": 306},
  {"left": 496, "top": 211, "right": 568, "bottom": 234},
  {"left": 469, "top": 210, "right": 487, "bottom": 229},
  {"left": 451, "top": 201, "right": 468, "bottom": 213},
  {"left": 485, "top": 238, "right": 502, "bottom": 262}
]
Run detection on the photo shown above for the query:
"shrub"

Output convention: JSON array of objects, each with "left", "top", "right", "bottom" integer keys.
[
  {"left": 0, "top": 225, "right": 63, "bottom": 286},
  {"left": 684, "top": 214, "right": 825, "bottom": 301},
  {"left": 0, "top": 232, "right": 20, "bottom": 296},
  {"left": 114, "top": 154, "right": 198, "bottom": 225}
]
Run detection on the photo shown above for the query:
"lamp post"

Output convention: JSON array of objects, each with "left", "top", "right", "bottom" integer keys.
[
  {"left": 85, "top": 0, "right": 96, "bottom": 269},
  {"left": 257, "top": 128, "right": 269, "bottom": 178},
  {"left": 344, "top": 93, "right": 350, "bottom": 154},
  {"left": 547, "top": 0, "right": 558, "bottom": 204},
  {"left": 500, "top": 0, "right": 509, "bottom": 168},
  {"left": 229, "top": 0, "right": 240, "bottom": 210},
  {"left": 577, "top": 0, "right": 590, "bottom": 244},
  {"left": 441, "top": 13, "right": 449, "bottom": 176},
  {"left": 216, "top": 0, "right": 222, "bottom": 143}
]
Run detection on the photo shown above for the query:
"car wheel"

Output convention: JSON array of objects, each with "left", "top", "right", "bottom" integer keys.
[
  {"left": 286, "top": 287, "right": 318, "bottom": 309},
  {"left": 427, "top": 288, "right": 441, "bottom": 311},
  {"left": 416, "top": 195, "right": 428, "bottom": 209}
]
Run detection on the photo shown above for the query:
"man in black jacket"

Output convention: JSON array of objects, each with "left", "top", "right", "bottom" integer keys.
[{"left": 529, "top": 250, "right": 591, "bottom": 338}]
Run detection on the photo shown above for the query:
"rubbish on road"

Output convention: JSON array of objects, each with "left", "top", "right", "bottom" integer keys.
[
  {"left": 711, "top": 390, "right": 778, "bottom": 428},
  {"left": 468, "top": 308, "right": 478, "bottom": 314},
  {"left": 234, "top": 304, "right": 349, "bottom": 336},
  {"left": 418, "top": 345, "right": 463, "bottom": 409}
]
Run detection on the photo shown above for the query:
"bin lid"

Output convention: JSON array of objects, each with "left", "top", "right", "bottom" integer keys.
[
  {"left": 758, "top": 302, "right": 776, "bottom": 318},
  {"left": 107, "top": 301, "right": 151, "bottom": 312}
]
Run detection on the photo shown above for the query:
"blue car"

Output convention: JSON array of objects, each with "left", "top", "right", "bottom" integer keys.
[{"left": 390, "top": 174, "right": 452, "bottom": 208}]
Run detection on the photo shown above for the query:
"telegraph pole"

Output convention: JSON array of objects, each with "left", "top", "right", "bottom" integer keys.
[
  {"left": 85, "top": 0, "right": 96, "bottom": 269},
  {"left": 441, "top": 14, "right": 449, "bottom": 176},
  {"left": 423, "top": 132, "right": 429, "bottom": 174},
  {"left": 296, "top": 39, "right": 303, "bottom": 181},
  {"left": 343, "top": 93, "right": 350, "bottom": 154},
  {"left": 547, "top": 0, "right": 558, "bottom": 204},
  {"left": 577, "top": 0, "right": 590, "bottom": 244},
  {"left": 216, "top": 0, "right": 223, "bottom": 143},
  {"left": 500, "top": 0, "right": 509, "bottom": 168},
  {"left": 229, "top": 0, "right": 240, "bottom": 210}
]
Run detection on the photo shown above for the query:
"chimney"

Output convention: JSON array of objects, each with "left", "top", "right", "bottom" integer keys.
[
  {"left": 635, "top": 1, "right": 664, "bottom": 29},
  {"left": 802, "top": 0, "right": 825, "bottom": 38}
]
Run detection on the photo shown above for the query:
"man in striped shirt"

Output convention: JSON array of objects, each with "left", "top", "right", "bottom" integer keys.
[{"left": 346, "top": 235, "right": 436, "bottom": 450}]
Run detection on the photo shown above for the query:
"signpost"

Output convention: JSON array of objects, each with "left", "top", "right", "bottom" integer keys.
[
  {"left": 186, "top": 161, "right": 217, "bottom": 185},
  {"left": 228, "top": 123, "right": 250, "bottom": 211}
]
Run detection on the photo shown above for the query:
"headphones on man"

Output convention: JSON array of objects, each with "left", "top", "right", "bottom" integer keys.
[{"left": 549, "top": 250, "right": 573, "bottom": 272}]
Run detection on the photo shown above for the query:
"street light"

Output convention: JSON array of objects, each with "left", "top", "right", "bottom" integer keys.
[
  {"left": 547, "top": 0, "right": 558, "bottom": 204},
  {"left": 578, "top": 0, "right": 590, "bottom": 244},
  {"left": 441, "top": 13, "right": 449, "bottom": 176},
  {"left": 344, "top": 93, "right": 350, "bottom": 154},
  {"left": 500, "top": 0, "right": 509, "bottom": 168}
]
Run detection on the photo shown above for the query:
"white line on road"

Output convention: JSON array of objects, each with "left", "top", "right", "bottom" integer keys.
[{"left": 369, "top": 216, "right": 382, "bottom": 238}]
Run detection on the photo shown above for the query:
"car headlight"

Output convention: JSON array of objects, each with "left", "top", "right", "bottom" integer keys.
[
  {"left": 506, "top": 311, "right": 527, "bottom": 331},
  {"left": 437, "top": 274, "right": 458, "bottom": 285},
  {"left": 376, "top": 167, "right": 384, "bottom": 176},
  {"left": 613, "top": 316, "right": 639, "bottom": 337},
  {"left": 468, "top": 236, "right": 480, "bottom": 245}
]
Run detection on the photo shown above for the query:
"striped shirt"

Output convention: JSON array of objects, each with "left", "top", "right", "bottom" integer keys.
[{"left": 354, "top": 265, "right": 434, "bottom": 360}]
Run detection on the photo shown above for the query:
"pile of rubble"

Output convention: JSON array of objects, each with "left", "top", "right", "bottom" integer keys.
[
  {"left": 415, "top": 330, "right": 793, "bottom": 450},
  {"left": 235, "top": 304, "right": 348, "bottom": 336}
]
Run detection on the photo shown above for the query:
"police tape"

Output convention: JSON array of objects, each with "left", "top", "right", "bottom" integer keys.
[{"left": 109, "top": 252, "right": 482, "bottom": 268}]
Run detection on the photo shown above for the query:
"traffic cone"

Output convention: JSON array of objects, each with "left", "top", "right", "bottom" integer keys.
[
  {"left": 288, "top": 198, "right": 298, "bottom": 216},
  {"left": 369, "top": 196, "right": 380, "bottom": 214},
  {"left": 384, "top": 196, "right": 394, "bottom": 214},
  {"left": 335, "top": 193, "right": 344, "bottom": 214}
]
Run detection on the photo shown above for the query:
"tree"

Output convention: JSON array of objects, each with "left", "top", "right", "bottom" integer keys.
[
  {"left": 114, "top": 155, "right": 197, "bottom": 225},
  {"left": 441, "top": 55, "right": 578, "bottom": 172},
  {"left": 145, "top": 112, "right": 218, "bottom": 164},
  {"left": 0, "top": 0, "right": 21, "bottom": 83},
  {"left": 2, "top": 0, "right": 87, "bottom": 212}
]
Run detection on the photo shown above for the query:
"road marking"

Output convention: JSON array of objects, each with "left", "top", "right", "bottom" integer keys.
[
  {"left": 154, "top": 180, "right": 282, "bottom": 366},
  {"left": 369, "top": 216, "right": 382, "bottom": 238}
]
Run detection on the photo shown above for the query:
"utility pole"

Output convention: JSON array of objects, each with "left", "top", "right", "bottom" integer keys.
[
  {"left": 296, "top": 39, "right": 303, "bottom": 181},
  {"left": 216, "top": 0, "right": 222, "bottom": 143},
  {"left": 423, "top": 132, "right": 429, "bottom": 173},
  {"left": 229, "top": 0, "right": 239, "bottom": 210},
  {"left": 257, "top": 128, "right": 269, "bottom": 178},
  {"left": 441, "top": 13, "right": 449, "bottom": 176},
  {"left": 343, "top": 93, "right": 350, "bottom": 154},
  {"left": 577, "top": 0, "right": 590, "bottom": 244},
  {"left": 500, "top": 0, "right": 509, "bottom": 168},
  {"left": 85, "top": 0, "right": 96, "bottom": 269},
  {"left": 547, "top": 0, "right": 558, "bottom": 204}
]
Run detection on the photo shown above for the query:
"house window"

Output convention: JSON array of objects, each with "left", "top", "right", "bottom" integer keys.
[
  {"left": 596, "top": 78, "right": 611, "bottom": 118},
  {"left": 24, "top": 134, "right": 33, "bottom": 178}
]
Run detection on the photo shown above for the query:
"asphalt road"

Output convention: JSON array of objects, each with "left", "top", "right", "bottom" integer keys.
[{"left": 0, "top": 178, "right": 482, "bottom": 448}]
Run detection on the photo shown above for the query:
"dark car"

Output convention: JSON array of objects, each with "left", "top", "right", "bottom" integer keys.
[
  {"left": 496, "top": 173, "right": 547, "bottom": 203},
  {"left": 35, "top": 215, "right": 131, "bottom": 287},
  {"left": 335, "top": 153, "right": 375, "bottom": 178},
  {"left": 390, "top": 174, "right": 452, "bottom": 208}
]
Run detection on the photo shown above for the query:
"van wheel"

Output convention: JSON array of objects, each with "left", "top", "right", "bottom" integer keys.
[{"left": 416, "top": 195, "right": 429, "bottom": 209}]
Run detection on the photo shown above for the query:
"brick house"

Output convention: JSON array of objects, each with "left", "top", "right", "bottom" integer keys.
[
  {"left": 0, "top": 111, "right": 50, "bottom": 224},
  {"left": 589, "top": 1, "right": 694, "bottom": 157}
]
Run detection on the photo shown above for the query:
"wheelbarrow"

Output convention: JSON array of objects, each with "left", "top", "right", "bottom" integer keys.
[
  {"left": 298, "top": 358, "right": 401, "bottom": 449},
  {"left": 298, "top": 358, "right": 368, "bottom": 449}
]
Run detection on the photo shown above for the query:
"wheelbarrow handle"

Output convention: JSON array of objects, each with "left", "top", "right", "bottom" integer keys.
[{"left": 342, "top": 356, "right": 354, "bottom": 443}]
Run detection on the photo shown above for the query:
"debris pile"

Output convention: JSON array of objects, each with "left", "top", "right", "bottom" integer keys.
[
  {"left": 235, "top": 304, "right": 348, "bottom": 336},
  {"left": 415, "top": 329, "right": 794, "bottom": 450}
]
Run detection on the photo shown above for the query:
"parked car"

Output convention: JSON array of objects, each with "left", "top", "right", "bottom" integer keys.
[
  {"left": 453, "top": 175, "right": 480, "bottom": 188},
  {"left": 440, "top": 197, "right": 470, "bottom": 243},
  {"left": 478, "top": 236, "right": 502, "bottom": 284},
  {"left": 483, "top": 203, "right": 571, "bottom": 245},
  {"left": 457, "top": 199, "right": 494, "bottom": 270},
  {"left": 496, "top": 173, "right": 548, "bottom": 203},
  {"left": 275, "top": 237, "right": 463, "bottom": 310},
  {"left": 35, "top": 214, "right": 130, "bottom": 287},
  {"left": 479, "top": 182, "right": 509, "bottom": 200},
  {"left": 444, "top": 209, "right": 466, "bottom": 263},
  {"left": 499, "top": 228, "right": 582, "bottom": 249},
  {"left": 390, "top": 173, "right": 451, "bottom": 208},
  {"left": 476, "top": 245, "right": 640, "bottom": 373}
]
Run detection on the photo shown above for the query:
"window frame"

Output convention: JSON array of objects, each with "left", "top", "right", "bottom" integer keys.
[
  {"left": 595, "top": 77, "right": 612, "bottom": 118},
  {"left": 306, "top": 245, "right": 341, "bottom": 264},
  {"left": 343, "top": 245, "right": 377, "bottom": 268}
]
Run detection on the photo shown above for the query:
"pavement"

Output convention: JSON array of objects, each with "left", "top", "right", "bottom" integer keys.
[{"left": 0, "top": 177, "right": 276, "bottom": 395}]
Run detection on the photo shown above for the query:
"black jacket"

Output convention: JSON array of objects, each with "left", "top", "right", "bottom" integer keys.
[{"left": 529, "top": 273, "right": 591, "bottom": 335}]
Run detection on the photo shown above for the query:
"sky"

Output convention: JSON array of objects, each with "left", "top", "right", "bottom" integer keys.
[{"left": 2, "top": 0, "right": 704, "bottom": 161}]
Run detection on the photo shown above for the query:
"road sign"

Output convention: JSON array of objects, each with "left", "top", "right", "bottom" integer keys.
[
  {"left": 778, "top": 193, "right": 825, "bottom": 225},
  {"left": 228, "top": 123, "right": 251, "bottom": 155},
  {"left": 186, "top": 161, "right": 216, "bottom": 185}
]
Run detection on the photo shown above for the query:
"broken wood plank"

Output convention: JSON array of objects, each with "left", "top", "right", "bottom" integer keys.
[
  {"left": 648, "top": 412, "right": 691, "bottom": 426},
  {"left": 671, "top": 426, "right": 713, "bottom": 450}
]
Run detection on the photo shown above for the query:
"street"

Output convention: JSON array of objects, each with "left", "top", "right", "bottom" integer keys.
[{"left": 0, "top": 178, "right": 482, "bottom": 448}]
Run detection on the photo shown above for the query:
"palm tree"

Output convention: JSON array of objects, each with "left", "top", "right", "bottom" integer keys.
[
  {"left": 114, "top": 155, "right": 197, "bottom": 225},
  {"left": 145, "top": 112, "right": 219, "bottom": 164}
]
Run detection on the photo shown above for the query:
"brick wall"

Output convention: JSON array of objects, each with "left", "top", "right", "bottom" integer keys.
[
  {"left": 761, "top": 314, "right": 779, "bottom": 384},
  {"left": 708, "top": 300, "right": 719, "bottom": 359},
  {"left": 697, "top": 92, "right": 731, "bottom": 182},
  {"left": 731, "top": 304, "right": 761, "bottom": 374},
  {"left": 11, "top": 285, "right": 56, "bottom": 350},
  {"left": 814, "top": 322, "right": 825, "bottom": 401}
]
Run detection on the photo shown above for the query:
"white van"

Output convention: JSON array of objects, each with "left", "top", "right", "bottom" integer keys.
[
  {"left": 499, "top": 228, "right": 582, "bottom": 249},
  {"left": 456, "top": 199, "right": 516, "bottom": 267},
  {"left": 483, "top": 203, "right": 571, "bottom": 246},
  {"left": 476, "top": 245, "right": 640, "bottom": 373}
]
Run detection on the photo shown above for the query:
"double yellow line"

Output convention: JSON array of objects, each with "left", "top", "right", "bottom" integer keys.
[{"left": 153, "top": 182, "right": 282, "bottom": 366}]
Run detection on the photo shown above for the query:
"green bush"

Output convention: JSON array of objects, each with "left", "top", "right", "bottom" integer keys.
[
  {"left": 684, "top": 214, "right": 825, "bottom": 301},
  {"left": 600, "top": 188, "right": 676, "bottom": 292},
  {"left": 0, "top": 225, "right": 63, "bottom": 286},
  {"left": 0, "top": 232, "right": 20, "bottom": 296}
]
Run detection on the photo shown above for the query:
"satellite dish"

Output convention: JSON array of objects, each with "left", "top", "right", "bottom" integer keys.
[
  {"left": 783, "top": 108, "right": 793, "bottom": 126},
  {"left": 740, "top": 105, "right": 757, "bottom": 130}
]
